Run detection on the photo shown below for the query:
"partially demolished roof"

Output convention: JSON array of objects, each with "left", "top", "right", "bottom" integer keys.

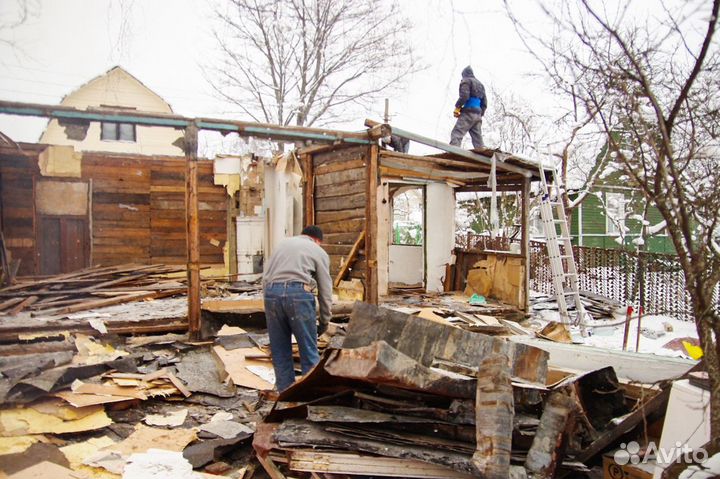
[{"left": 365, "top": 120, "right": 553, "bottom": 189}]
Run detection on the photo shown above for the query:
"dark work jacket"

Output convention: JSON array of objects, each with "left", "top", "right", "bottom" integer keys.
[{"left": 455, "top": 70, "right": 487, "bottom": 115}]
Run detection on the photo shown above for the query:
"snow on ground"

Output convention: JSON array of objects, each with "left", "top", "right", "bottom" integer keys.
[
  {"left": 530, "top": 292, "right": 700, "bottom": 359},
  {"left": 581, "top": 314, "right": 699, "bottom": 358}
]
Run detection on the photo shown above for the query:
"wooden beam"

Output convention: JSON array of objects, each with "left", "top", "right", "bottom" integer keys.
[
  {"left": 524, "top": 391, "right": 576, "bottom": 478},
  {"left": 0, "top": 100, "right": 372, "bottom": 145},
  {"left": 333, "top": 231, "right": 365, "bottom": 287},
  {"left": 380, "top": 166, "right": 466, "bottom": 186},
  {"left": 184, "top": 122, "right": 201, "bottom": 340},
  {"left": 379, "top": 150, "right": 491, "bottom": 172},
  {"left": 302, "top": 153, "right": 315, "bottom": 226},
  {"left": 227, "top": 193, "right": 238, "bottom": 279},
  {"left": 365, "top": 145, "right": 379, "bottom": 304},
  {"left": 365, "top": 119, "right": 532, "bottom": 177},
  {"left": 521, "top": 177, "right": 530, "bottom": 313},
  {"left": 472, "top": 350, "right": 514, "bottom": 478}
]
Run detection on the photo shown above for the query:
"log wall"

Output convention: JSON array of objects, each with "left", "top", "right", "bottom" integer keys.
[
  {"left": 0, "top": 147, "right": 41, "bottom": 275},
  {"left": 0, "top": 146, "right": 226, "bottom": 275},
  {"left": 309, "top": 145, "right": 368, "bottom": 281}
]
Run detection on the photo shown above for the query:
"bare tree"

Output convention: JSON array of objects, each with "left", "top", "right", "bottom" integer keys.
[
  {"left": 506, "top": 0, "right": 720, "bottom": 456},
  {"left": 209, "top": 0, "right": 416, "bottom": 128}
]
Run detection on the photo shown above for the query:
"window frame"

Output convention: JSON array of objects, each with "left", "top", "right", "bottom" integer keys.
[
  {"left": 100, "top": 122, "right": 137, "bottom": 143},
  {"left": 605, "top": 191, "right": 626, "bottom": 235}
]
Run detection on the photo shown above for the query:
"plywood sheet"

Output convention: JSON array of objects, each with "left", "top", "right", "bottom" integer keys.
[
  {"left": 212, "top": 345, "right": 274, "bottom": 390},
  {"left": 35, "top": 181, "right": 88, "bottom": 216}
]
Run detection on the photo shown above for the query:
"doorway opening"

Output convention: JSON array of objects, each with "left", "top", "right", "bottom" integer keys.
[{"left": 388, "top": 185, "right": 425, "bottom": 289}]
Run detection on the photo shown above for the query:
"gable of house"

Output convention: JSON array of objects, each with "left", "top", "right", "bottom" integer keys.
[{"left": 39, "top": 66, "right": 183, "bottom": 156}]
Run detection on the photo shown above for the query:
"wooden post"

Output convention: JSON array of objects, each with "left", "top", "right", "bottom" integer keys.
[
  {"left": 365, "top": 144, "right": 379, "bottom": 304},
  {"left": 302, "top": 153, "right": 315, "bottom": 226},
  {"left": 524, "top": 391, "right": 576, "bottom": 478},
  {"left": 184, "top": 122, "right": 201, "bottom": 340},
  {"left": 473, "top": 348, "right": 514, "bottom": 479},
  {"left": 521, "top": 178, "right": 530, "bottom": 313},
  {"left": 227, "top": 193, "right": 238, "bottom": 280}
]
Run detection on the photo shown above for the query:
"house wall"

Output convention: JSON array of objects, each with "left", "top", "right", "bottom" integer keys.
[
  {"left": 0, "top": 145, "right": 226, "bottom": 275},
  {"left": 0, "top": 147, "right": 41, "bottom": 275},
  {"left": 310, "top": 145, "right": 368, "bottom": 282},
  {"left": 425, "top": 182, "right": 455, "bottom": 292},
  {"left": 570, "top": 190, "right": 675, "bottom": 253},
  {"left": 39, "top": 67, "right": 183, "bottom": 156}
]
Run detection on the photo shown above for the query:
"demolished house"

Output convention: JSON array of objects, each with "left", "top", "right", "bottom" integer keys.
[{"left": 0, "top": 99, "right": 708, "bottom": 478}]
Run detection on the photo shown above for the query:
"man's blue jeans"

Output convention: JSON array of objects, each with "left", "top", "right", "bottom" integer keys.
[{"left": 264, "top": 282, "right": 320, "bottom": 391}]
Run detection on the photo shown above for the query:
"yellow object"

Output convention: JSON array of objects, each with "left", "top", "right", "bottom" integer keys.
[
  {"left": 683, "top": 341, "right": 704, "bottom": 360},
  {"left": 0, "top": 404, "right": 111, "bottom": 436},
  {"left": 60, "top": 436, "right": 119, "bottom": 479},
  {"left": 0, "top": 435, "right": 45, "bottom": 455},
  {"left": 453, "top": 107, "right": 462, "bottom": 118}
]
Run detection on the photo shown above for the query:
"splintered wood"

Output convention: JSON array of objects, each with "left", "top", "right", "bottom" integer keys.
[
  {"left": 253, "top": 302, "right": 670, "bottom": 479},
  {"left": 0, "top": 263, "right": 186, "bottom": 318},
  {"left": 473, "top": 350, "right": 514, "bottom": 479}
]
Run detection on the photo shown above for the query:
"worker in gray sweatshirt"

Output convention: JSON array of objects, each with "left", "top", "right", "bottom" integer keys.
[{"left": 262, "top": 225, "right": 333, "bottom": 391}]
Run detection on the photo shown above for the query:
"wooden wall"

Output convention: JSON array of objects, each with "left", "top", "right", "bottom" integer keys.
[
  {"left": 0, "top": 147, "right": 41, "bottom": 276},
  {"left": 308, "top": 145, "right": 368, "bottom": 281},
  {"left": 0, "top": 146, "right": 226, "bottom": 276}
]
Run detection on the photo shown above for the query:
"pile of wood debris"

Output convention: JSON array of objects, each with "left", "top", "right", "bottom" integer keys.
[
  {"left": 0, "top": 274, "right": 698, "bottom": 478},
  {"left": 253, "top": 302, "right": 679, "bottom": 479}
]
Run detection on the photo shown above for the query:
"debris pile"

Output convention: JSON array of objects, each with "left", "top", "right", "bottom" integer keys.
[{"left": 252, "top": 302, "right": 671, "bottom": 478}]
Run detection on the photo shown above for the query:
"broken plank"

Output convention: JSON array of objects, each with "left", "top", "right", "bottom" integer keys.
[
  {"left": 286, "top": 450, "right": 475, "bottom": 478},
  {"left": 333, "top": 231, "right": 365, "bottom": 287},
  {"left": 0, "top": 297, "right": 24, "bottom": 313},
  {"left": 344, "top": 302, "right": 549, "bottom": 384},
  {"left": 7, "top": 295, "right": 38, "bottom": 315},
  {"left": 473, "top": 351, "right": 513, "bottom": 479},
  {"left": 524, "top": 391, "right": 576, "bottom": 478},
  {"left": 275, "top": 419, "right": 477, "bottom": 475}
]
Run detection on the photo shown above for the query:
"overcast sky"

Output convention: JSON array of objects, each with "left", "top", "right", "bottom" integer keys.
[{"left": 0, "top": 0, "right": 553, "bottom": 155}]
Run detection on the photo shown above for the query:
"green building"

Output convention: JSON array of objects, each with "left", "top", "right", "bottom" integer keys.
[{"left": 567, "top": 171, "right": 675, "bottom": 254}]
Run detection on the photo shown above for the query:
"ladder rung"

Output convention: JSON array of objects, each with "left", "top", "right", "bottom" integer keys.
[{"left": 563, "top": 272, "right": 577, "bottom": 277}]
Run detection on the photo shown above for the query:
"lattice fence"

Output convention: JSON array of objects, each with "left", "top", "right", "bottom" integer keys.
[{"left": 529, "top": 241, "right": 704, "bottom": 321}]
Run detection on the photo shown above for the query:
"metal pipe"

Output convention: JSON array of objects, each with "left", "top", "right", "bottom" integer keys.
[{"left": 0, "top": 100, "right": 372, "bottom": 145}]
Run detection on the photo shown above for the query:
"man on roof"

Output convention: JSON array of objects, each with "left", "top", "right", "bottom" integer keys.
[{"left": 449, "top": 65, "right": 487, "bottom": 150}]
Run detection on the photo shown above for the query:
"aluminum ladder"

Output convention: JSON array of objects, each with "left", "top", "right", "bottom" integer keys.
[{"left": 537, "top": 162, "right": 588, "bottom": 332}]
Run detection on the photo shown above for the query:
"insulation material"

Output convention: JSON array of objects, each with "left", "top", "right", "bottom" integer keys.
[
  {"left": 464, "top": 254, "right": 525, "bottom": 309},
  {"left": 122, "top": 449, "right": 201, "bottom": 479},
  {"left": 6, "top": 461, "right": 82, "bottom": 479},
  {"left": 213, "top": 174, "right": 241, "bottom": 198},
  {"left": 0, "top": 403, "right": 111, "bottom": 436},
  {"left": 84, "top": 424, "right": 197, "bottom": 475},
  {"left": 0, "top": 435, "right": 46, "bottom": 456},
  {"left": 59, "top": 436, "right": 118, "bottom": 479},
  {"left": 38, "top": 145, "right": 82, "bottom": 178},
  {"left": 35, "top": 181, "right": 88, "bottom": 216},
  {"left": 143, "top": 409, "right": 188, "bottom": 428},
  {"left": 73, "top": 335, "right": 129, "bottom": 365},
  {"left": 336, "top": 279, "right": 365, "bottom": 301}
]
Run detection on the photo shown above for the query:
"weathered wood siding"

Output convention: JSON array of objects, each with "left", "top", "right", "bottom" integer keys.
[
  {"left": 310, "top": 145, "right": 368, "bottom": 280},
  {"left": 82, "top": 153, "right": 226, "bottom": 266},
  {"left": 0, "top": 146, "right": 226, "bottom": 275},
  {"left": 0, "top": 147, "right": 41, "bottom": 275}
]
